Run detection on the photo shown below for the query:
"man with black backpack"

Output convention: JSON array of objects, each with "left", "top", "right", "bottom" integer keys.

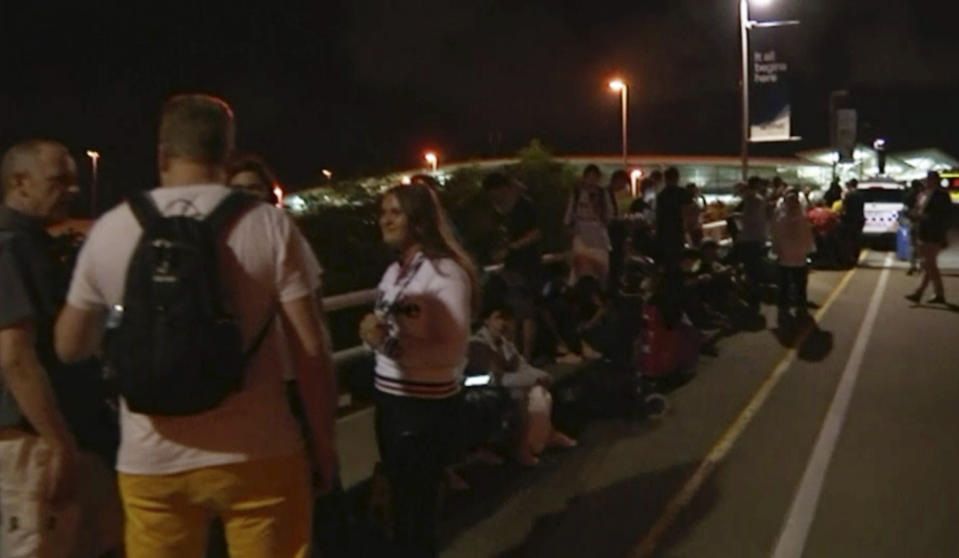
[{"left": 55, "top": 95, "right": 337, "bottom": 558}]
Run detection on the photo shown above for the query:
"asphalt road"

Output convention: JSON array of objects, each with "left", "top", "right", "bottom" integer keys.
[{"left": 437, "top": 241, "right": 959, "bottom": 558}]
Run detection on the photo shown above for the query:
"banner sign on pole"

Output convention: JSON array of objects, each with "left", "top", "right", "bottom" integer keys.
[{"left": 749, "top": 29, "right": 792, "bottom": 143}]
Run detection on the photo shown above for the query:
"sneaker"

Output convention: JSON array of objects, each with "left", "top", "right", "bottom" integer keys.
[
  {"left": 905, "top": 292, "right": 922, "bottom": 303},
  {"left": 927, "top": 295, "right": 947, "bottom": 305},
  {"left": 548, "top": 431, "right": 578, "bottom": 449}
]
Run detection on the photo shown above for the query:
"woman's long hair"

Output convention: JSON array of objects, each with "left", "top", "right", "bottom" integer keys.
[{"left": 382, "top": 182, "right": 481, "bottom": 314}]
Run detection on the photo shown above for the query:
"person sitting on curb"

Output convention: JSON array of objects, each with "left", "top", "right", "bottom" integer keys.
[{"left": 469, "top": 305, "right": 577, "bottom": 467}]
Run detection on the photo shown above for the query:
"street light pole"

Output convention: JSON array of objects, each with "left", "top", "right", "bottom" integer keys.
[
  {"left": 609, "top": 79, "right": 628, "bottom": 168},
  {"left": 740, "top": 0, "right": 751, "bottom": 182},
  {"left": 86, "top": 150, "right": 100, "bottom": 217}
]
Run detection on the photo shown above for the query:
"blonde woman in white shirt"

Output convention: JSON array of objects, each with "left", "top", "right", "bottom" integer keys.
[
  {"left": 772, "top": 191, "right": 815, "bottom": 315},
  {"left": 359, "top": 182, "right": 478, "bottom": 558}
]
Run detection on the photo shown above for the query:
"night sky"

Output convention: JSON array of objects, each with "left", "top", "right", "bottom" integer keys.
[{"left": 3, "top": 0, "right": 958, "bottom": 207}]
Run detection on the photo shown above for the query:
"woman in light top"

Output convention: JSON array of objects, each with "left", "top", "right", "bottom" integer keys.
[
  {"left": 565, "top": 164, "right": 614, "bottom": 284},
  {"left": 359, "top": 182, "right": 478, "bottom": 557}
]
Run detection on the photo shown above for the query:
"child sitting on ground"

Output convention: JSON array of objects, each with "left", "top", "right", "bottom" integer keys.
[
  {"left": 469, "top": 305, "right": 577, "bottom": 466},
  {"left": 692, "top": 241, "right": 740, "bottom": 321}
]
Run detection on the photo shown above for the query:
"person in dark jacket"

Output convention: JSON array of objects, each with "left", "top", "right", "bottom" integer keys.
[
  {"left": 823, "top": 179, "right": 843, "bottom": 207},
  {"left": 903, "top": 179, "right": 924, "bottom": 275},
  {"left": 906, "top": 171, "right": 952, "bottom": 304}
]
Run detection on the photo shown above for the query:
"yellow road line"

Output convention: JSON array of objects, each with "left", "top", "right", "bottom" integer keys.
[{"left": 627, "top": 252, "right": 866, "bottom": 558}]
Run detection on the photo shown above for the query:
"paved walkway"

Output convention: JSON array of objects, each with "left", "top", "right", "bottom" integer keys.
[{"left": 329, "top": 232, "right": 959, "bottom": 558}]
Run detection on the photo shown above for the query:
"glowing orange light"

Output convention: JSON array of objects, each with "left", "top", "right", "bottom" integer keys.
[
  {"left": 608, "top": 79, "right": 626, "bottom": 92},
  {"left": 424, "top": 152, "right": 438, "bottom": 171}
]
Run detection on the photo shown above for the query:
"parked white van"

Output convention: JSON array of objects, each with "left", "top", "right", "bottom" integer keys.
[{"left": 859, "top": 179, "right": 906, "bottom": 237}]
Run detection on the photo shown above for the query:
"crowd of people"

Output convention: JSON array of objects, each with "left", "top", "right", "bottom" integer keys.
[{"left": 0, "top": 91, "right": 953, "bottom": 558}]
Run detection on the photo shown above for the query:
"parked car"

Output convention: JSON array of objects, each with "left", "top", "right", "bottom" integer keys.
[{"left": 858, "top": 179, "right": 906, "bottom": 237}]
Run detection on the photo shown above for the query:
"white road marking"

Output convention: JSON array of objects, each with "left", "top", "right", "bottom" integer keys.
[
  {"left": 770, "top": 253, "right": 893, "bottom": 558},
  {"left": 628, "top": 254, "right": 866, "bottom": 558}
]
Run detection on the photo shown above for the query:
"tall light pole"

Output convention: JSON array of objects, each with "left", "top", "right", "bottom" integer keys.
[
  {"left": 609, "top": 79, "right": 628, "bottom": 169},
  {"left": 86, "top": 150, "right": 100, "bottom": 217},
  {"left": 424, "top": 151, "right": 438, "bottom": 172},
  {"left": 739, "top": 0, "right": 751, "bottom": 182},
  {"left": 739, "top": 0, "right": 799, "bottom": 181}
]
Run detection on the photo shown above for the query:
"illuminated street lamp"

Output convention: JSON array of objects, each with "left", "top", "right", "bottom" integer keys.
[
  {"left": 424, "top": 151, "right": 438, "bottom": 172},
  {"left": 86, "top": 150, "right": 100, "bottom": 217},
  {"left": 630, "top": 169, "right": 644, "bottom": 196},
  {"left": 738, "top": 0, "right": 799, "bottom": 181},
  {"left": 608, "top": 79, "right": 629, "bottom": 168},
  {"left": 873, "top": 138, "right": 888, "bottom": 175},
  {"left": 321, "top": 169, "right": 333, "bottom": 180}
]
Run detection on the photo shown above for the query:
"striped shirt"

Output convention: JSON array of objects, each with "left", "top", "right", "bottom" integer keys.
[{"left": 373, "top": 256, "right": 470, "bottom": 399}]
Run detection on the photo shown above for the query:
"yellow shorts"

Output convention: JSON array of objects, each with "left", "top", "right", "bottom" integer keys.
[{"left": 118, "top": 453, "right": 311, "bottom": 558}]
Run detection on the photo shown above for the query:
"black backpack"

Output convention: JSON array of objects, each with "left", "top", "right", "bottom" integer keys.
[{"left": 107, "top": 190, "right": 272, "bottom": 416}]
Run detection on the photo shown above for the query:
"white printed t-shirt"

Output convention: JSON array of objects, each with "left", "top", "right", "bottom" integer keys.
[
  {"left": 66, "top": 184, "right": 321, "bottom": 475},
  {"left": 373, "top": 257, "right": 470, "bottom": 399}
]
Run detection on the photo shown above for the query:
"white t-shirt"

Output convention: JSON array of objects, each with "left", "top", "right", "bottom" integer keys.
[
  {"left": 278, "top": 236, "right": 324, "bottom": 380},
  {"left": 67, "top": 184, "right": 321, "bottom": 475},
  {"left": 373, "top": 257, "right": 470, "bottom": 399}
]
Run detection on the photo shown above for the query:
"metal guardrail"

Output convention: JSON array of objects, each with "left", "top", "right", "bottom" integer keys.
[{"left": 324, "top": 221, "right": 728, "bottom": 367}]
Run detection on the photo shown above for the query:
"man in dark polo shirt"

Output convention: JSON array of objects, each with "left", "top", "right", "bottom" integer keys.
[
  {"left": 840, "top": 178, "right": 866, "bottom": 263},
  {"left": 656, "top": 166, "right": 695, "bottom": 270},
  {"left": 0, "top": 139, "right": 120, "bottom": 557}
]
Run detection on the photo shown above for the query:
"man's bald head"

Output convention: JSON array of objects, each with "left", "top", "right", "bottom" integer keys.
[
  {"left": 1, "top": 140, "right": 77, "bottom": 222},
  {"left": 1, "top": 140, "right": 70, "bottom": 201}
]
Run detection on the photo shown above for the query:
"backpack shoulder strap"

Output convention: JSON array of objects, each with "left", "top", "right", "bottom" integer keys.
[
  {"left": 127, "top": 191, "right": 163, "bottom": 232},
  {"left": 205, "top": 191, "right": 258, "bottom": 234}
]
